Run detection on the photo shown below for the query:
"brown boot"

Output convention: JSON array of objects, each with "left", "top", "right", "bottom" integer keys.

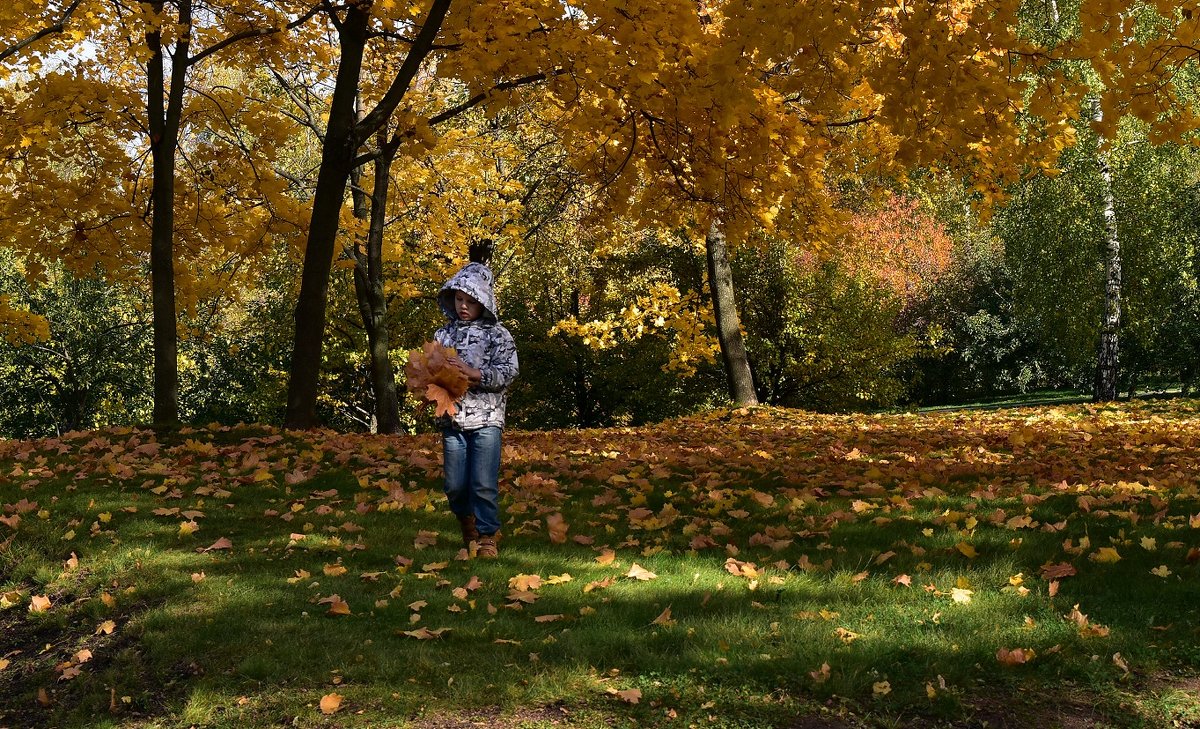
[
  {"left": 457, "top": 515, "right": 479, "bottom": 547},
  {"left": 476, "top": 534, "right": 499, "bottom": 559}
]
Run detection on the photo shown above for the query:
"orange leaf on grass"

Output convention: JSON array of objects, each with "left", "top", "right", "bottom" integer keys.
[
  {"left": 318, "top": 595, "right": 350, "bottom": 616},
  {"left": 583, "top": 577, "right": 616, "bottom": 593},
  {"left": 319, "top": 693, "right": 343, "bottom": 715},
  {"left": 996, "top": 647, "right": 1034, "bottom": 665},
  {"left": 546, "top": 513, "right": 569, "bottom": 544},
  {"left": 405, "top": 342, "right": 470, "bottom": 417}
]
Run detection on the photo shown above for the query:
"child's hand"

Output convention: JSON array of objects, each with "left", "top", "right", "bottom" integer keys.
[{"left": 447, "top": 356, "right": 483, "bottom": 385}]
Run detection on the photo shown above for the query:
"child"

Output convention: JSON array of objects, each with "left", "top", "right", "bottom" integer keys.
[{"left": 433, "top": 261, "right": 519, "bottom": 558}]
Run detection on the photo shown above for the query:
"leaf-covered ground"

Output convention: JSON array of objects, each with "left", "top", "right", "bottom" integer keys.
[{"left": 2, "top": 401, "right": 1200, "bottom": 728}]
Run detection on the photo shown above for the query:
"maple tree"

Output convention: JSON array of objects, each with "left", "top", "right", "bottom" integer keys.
[
  {"left": 0, "top": 1, "right": 322, "bottom": 425},
  {"left": 278, "top": 0, "right": 1104, "bottom": 425}
]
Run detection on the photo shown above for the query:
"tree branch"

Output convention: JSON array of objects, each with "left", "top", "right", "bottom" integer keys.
[
  {"left": 0, "top": 0, "right": 84, "bottom": 64},
  {"left": 187, "top": 2, "right": 323, "bottom": 68},
  {"left": 356, "top": 0, "right": 452, "bottom": 142}
]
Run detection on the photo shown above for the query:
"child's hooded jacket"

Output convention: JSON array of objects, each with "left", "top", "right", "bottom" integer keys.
[{"left": 433, "top": 262, "right": 519, "bottom": 430}]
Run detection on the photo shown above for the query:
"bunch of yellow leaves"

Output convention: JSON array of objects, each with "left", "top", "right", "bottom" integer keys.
[{"left": 405, "top": 342, "right": 469, "bottom": 417}]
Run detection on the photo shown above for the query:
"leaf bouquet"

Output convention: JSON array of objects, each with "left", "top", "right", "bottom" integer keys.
[{"left": 404, "top": 342, "right": 470, "bottom": 417}]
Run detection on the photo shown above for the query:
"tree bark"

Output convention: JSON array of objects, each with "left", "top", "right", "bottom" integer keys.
[
  {"left": 350, "top": 132, "right": 403, "bottom": 435},
  {"left": 705, "top": 220, "right": 758, "bottom": 406},
  {"left": 1092, "top": 99, "right": 1121, "bottom": 402},
  {"left": 145, "top": 0, "right": 190, "bottom": 426}
]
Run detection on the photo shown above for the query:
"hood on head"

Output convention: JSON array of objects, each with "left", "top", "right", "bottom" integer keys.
[{"left": 438, "top": 262, "right": 499, "bottom": 323}]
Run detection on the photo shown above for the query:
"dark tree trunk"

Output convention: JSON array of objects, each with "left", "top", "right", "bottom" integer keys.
[
  {"left": 705, "top": 220, "right": 758, "bottom": 406},
  {"left": 145, "top": 0, "right": 191, "bottom": 426},
  {"left": 1092, "top": 100, "right": 1121, "bottom": 403},
  {"left": 284, "top": 0, "right": 451, "bottom": 429},
  {"left": 570, "top": 289, "right": 596, "bottom": 426},
  {"left": 284, "top": 8, "right": 371, "bottom": 429},
  {"left": 350, "top": 132, "right": 403, "bottom": 435}
]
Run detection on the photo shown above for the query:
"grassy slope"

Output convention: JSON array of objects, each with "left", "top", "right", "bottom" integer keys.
[{"left": 1, "top": 401, "right": 1200, "bottom": 728}]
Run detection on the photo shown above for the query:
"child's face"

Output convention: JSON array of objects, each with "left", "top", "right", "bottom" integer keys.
[{"left": 454, "top": 290, "right": 483, "bottom": 321}]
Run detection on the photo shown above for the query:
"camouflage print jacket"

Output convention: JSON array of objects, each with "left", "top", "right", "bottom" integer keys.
[{"left": 433, "top": 263, "right": 519, "bottom": 431}]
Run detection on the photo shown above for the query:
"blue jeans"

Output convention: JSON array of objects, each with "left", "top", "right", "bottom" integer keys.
[{"left": 442, "top": 426, "right": 502, "bottom": 536}]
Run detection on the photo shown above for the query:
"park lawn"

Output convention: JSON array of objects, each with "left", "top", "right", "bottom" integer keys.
[{"left": 2, "top": 402, "right": 1200, "bottom": 728}]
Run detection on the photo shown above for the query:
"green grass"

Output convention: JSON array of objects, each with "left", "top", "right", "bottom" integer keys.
[{"left": 2, "top": 402, "right": 1200, "bottom": 727}]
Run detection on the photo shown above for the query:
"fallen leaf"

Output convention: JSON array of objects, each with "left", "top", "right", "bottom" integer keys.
[
  {"left": 1040, "top": 562, "right": 1077, "bottom": 579},
  {"left": 651, "top": 606, "right": 676, "bottom": 626},
  {"left": 401, "top": 627, "right": 450, "bottom": 640},
  {"left": 318, "top": 595, "right": 350, "bottom": 616},
  {"left": 584, "top": 577, "right": 616, "bottom": 593},
  {"left": 319, "top": 692, "right": 342, "bottom": 715},
  {"left": 608, "top": 687, "right": 641, "bottom": 704},
  {"left": 996, "top": 647, "right": 1034, "bottom": 665},
  {"left": 626, "top": 563, "right": 657, "bottom": 581},
  {"left": 508, "top": 574, "right": 543, "bottom": 591},
  {"left": 546, "top": 513, "right": 569, "bottom": 544},
  {"left": 1090, "top": 547, "right": 1122, "bottom": 564},
  {"left": 203, "top": 537, "right": 232, "bottom": 552}
]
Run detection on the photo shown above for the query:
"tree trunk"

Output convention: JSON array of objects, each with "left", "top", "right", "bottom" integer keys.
[
  {"left": 1092, "top": 99, "right": 1121, "bottom": 403},
  {"left": 705, "top": 220, "right": 758, "bottom": 406},
  {"left": 284, "top": 0, "right": 450, "bottom": 429},
  {"left": 284, "top": 8, "right": 371, "bottom": 429},
  {"left": 570, "top": 289, "right": 596, "bottom": 426},
  {"left": 350, "top": 133, "right": 403, "bottom": 435},
  {"left": 145, "top": 0, "right": 190, "bottom": 426}
]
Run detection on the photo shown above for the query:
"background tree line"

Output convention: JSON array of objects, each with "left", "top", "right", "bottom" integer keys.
[{"left": 1, "top": 0, "right": 1199, "bottom": 438}]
